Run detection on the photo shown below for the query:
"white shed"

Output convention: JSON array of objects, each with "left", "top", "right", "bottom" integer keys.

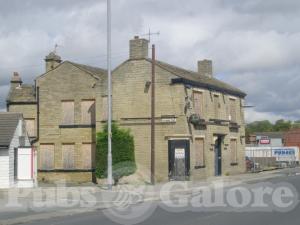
[{"left": 0, "top": 113, "right": 37, "bottom": 188}]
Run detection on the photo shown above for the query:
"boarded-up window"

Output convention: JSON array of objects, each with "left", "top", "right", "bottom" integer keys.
[
  {"left": 62, "top": 144, "right": 75, "bottom": 169},
  {"left": 230, "top": 139, "right": 238, "bottom": 164},
  {"left": 25, "top": 119, "right": 35, "bottom": 137},
  {"left": 193, "top": 91, "right": 204, "bottom": 116},
  {"left": 81, "top": 143, "right": 95, "bottom": 169},
  {"left": 62, "top": 101, "right": 74, "bottom": 125},
  {"left": 195, "top": 138, "right": 205, "bottom": 167},
  {"left": 102, "top": 96, "right": 108, "bottom": 121},
  {"left": 214, "top": 95, "right": 220, "bottom": 119},
  {"left": 230, "top": 98, "right": 236, "bottom": 122},
  {"left": 81, "top": 100, "right": 96, "bottom": 125},
  {"left": 40, "top": 144, "right": 54, "bottom": 170}
]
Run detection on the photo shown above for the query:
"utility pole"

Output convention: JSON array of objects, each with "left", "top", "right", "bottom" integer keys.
[
  {"left": 151, "top": 44, "right": 156, "bottom": 185},
  {"left": 107, "top": 0, "right": 113, "bottom": 190}
]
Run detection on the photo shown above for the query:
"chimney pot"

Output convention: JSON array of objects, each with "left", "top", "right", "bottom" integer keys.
[
  {"left": 10, "top": 72, "right": 22, "bottom": 89},
  {"left": 44, "top": 52, "right": 62, "bottom": 72},
  {"left": 198, "top": 59, "right": 213, "bottom": 78}
]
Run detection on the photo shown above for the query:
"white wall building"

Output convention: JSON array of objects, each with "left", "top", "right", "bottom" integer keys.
[{"left": 0, "top": 113, "right": 37, "bottom": 188}]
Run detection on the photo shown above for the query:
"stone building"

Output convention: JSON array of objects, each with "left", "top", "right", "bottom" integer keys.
[
  {"left": 110, "top": 36, "right": 247, "bottom": 182},
  {"left": 6, "top": 36, "right": 247, "bottom": 183},
  {"left": 7, "top": 53, "right": 106, "bottom": 183}
]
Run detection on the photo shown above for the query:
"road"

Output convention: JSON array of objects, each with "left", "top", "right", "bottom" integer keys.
[{"left": 17, "top": 168, "right": 300, "bottom": 225}]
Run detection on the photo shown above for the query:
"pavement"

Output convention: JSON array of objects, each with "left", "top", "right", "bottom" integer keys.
[{"left": 0, "top": 167, "right": 299, "bottom": 225}]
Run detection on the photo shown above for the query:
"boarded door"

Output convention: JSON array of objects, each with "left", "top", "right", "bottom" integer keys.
[{"left": 168, "top": 140, "right": 190, "bottom": 181}]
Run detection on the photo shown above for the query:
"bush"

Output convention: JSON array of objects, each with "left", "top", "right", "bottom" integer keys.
[{"left": 96, "top": 123, "right": 136, "bottom": 184}]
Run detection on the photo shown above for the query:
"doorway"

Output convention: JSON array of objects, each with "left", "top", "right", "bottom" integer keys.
[
  {"left": 168, "top": 140, "right": 190, "bottom": 181},
  {"left": 214, "top": 136, "right": 223, "bottom": 176}
]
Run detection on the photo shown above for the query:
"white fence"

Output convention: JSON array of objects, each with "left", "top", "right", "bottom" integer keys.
[{"left": 245, "top": 146, "right": 299, "bottom": 162}]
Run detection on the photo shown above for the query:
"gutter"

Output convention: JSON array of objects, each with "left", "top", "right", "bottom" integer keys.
[
  {"left": 171, "top": 78, "right": 247, "bottom": 98},
  {"left": 31, "top": 86, "right": 40, "bottom": 145}
]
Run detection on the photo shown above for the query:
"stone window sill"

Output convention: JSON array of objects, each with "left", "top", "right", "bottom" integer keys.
[
  {"left": 194, "top": 165, "right": 206, "bottom": 169},
  {"left": 59, "top": 124, "right": 96, "bottom": 128}
]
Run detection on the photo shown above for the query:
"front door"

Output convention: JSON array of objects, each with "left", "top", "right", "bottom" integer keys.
[
  {"left": 214, "top": 136, "right": 222, "bottom": 176},
  {"left": 168, "top": 140, "right": 190, "bottom": 181}
]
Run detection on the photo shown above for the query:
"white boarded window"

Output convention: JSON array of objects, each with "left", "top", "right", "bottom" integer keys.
[
  {"left": 40, "top": 144, "right": 54, "bottom": 170},
  {"left": 62, "top": 144, "right": 75, "bottom": 169},
  {"left": 229, "top": 98, "right": 236, "bottom": 122},
  {"left": 230, "top": 139, "right": 238, "bottom": 164},
  {"left": 195, "top": 138, "right": 205, "bottom": 167},
  {"left": 193, "top": 91, "right": 204, "bottom": 116},
  {"left": 82, "top": 143, "right": 95, "bottom": 169},
  {"left": 25, "top": 118, "right": 35, "bottom": 137},
  {"left": 102, "top": 96, "right": 108, "bottom": 121},
  {"left": 62, "top": 101, "right": 74, "bottom": 125},
  {"left": 81, "top": 100, "right": 96, "bottom": 125}
]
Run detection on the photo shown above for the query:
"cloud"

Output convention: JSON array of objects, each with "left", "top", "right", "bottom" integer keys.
[{"left": 0, "top": 0, "right": 299, "bottom": 123}]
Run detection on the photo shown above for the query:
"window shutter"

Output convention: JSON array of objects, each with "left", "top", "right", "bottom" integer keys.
[
  {"left": 214, "top": 95, "right": 219, "bottom": 119},
  {"left": 81, "top": 100, "right": 96, "bottom": 125},
  {"left": 82, "top": 143, "right": 95, "bottom": 169},
  {"left": 62, "top": 144, "right": 75, "bottom": 169},
  {"left": 62, "top": 101, "right": 74, "bottom": 125},
  {"left": 40, "top": 144, "right": 54, "bottom": 170},
  {"left": 230, "top": 99, "right": 236, "bottom": 122},
  {"left": 230, "top": 139, "right": 238, "bottom": 163},
  {"left": 195, "top": 138, "right": 205, "bottom": 167},
  {"left": 193, "top": 92, "right": 203, "bottom": 116}
]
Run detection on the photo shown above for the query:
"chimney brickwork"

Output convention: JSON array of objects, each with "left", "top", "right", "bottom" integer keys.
[
  {"left": 198, "top": 59, "right": 213, "bottom": 78},
  {"left": 129, "top": 36, "right": 149, "bottom": 60}
]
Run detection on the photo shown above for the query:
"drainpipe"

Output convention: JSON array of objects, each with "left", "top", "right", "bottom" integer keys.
[
  {"left": 31, "top": 86, "right": 39, "bottom": 145},
  {"left": 30, "top": 85, "right": 39, "bottom": 187}
]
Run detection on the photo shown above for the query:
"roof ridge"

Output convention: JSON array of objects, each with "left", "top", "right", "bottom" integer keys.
[{"left": 145, "top": 58, "right": 246, "bottom": 97}]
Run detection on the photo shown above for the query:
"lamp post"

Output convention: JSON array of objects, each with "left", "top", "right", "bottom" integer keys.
[{"left": 107, "top": 0, "right": 113, "bottom": 190}]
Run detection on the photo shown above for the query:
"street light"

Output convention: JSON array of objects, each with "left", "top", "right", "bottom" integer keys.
[{"left": 107, "top": 0, "right": 113, "bottom": 190}]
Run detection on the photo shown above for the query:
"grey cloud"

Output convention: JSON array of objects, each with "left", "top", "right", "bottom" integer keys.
[{"left": 0, "top": 0, "right": 299, "bottom": 122}]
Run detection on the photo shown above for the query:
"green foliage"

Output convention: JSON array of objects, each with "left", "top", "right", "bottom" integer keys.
[
  {"left": 273, "top": 119, "right": 291, "bottom": 132},
  {"left": 246, "top": 119, "right": 293, "bottom": 134},
  {"left": 96, "top": 123, "right": 136, "bottom": 184},
  {"left": 246, "top": 120, "right": 274, "bottom": 135}
]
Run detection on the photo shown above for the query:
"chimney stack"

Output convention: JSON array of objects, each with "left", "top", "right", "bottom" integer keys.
[
  {"left": 10, "top": 72, "right": 22, "bottom": 89},
  {"left": 129, "top": 36, "right": 149, "bottom": 60},
  {"left": 198, "top": 59, "right": 213, "bottom": 78},
  {"left": 45, "top": 52, "right": 62, "bottom": 72}
]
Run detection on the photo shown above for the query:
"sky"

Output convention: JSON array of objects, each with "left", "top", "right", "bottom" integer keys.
[{"left": 0, "top": 0, "right": 299, "bottom": 123}]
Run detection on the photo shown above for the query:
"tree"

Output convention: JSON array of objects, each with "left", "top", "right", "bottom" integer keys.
[
  {"left": 273, "top": 119, "right": 291, "bottom": 132},
  {"left": 96, "top": 123, "right": 136, "bottom": 185},
  {"left": 246, "top": 120, "right": 273, "bottom": 135}
]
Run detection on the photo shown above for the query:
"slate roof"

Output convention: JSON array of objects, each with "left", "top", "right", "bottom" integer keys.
[
  {"left": 67, "top": 61, "right": 107, "bottom": 79},
  {"left": 146, "top": 59, "right": 246, "bottom": 98},
  {"left": 7, "top": 84, "right": 36, "bottom": 103},
  {"left": 0, "top": 113, "right": 22, "bottom": 148},
  {"left": 254, "top": 132, "right": 284, "bottom": 139}
]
